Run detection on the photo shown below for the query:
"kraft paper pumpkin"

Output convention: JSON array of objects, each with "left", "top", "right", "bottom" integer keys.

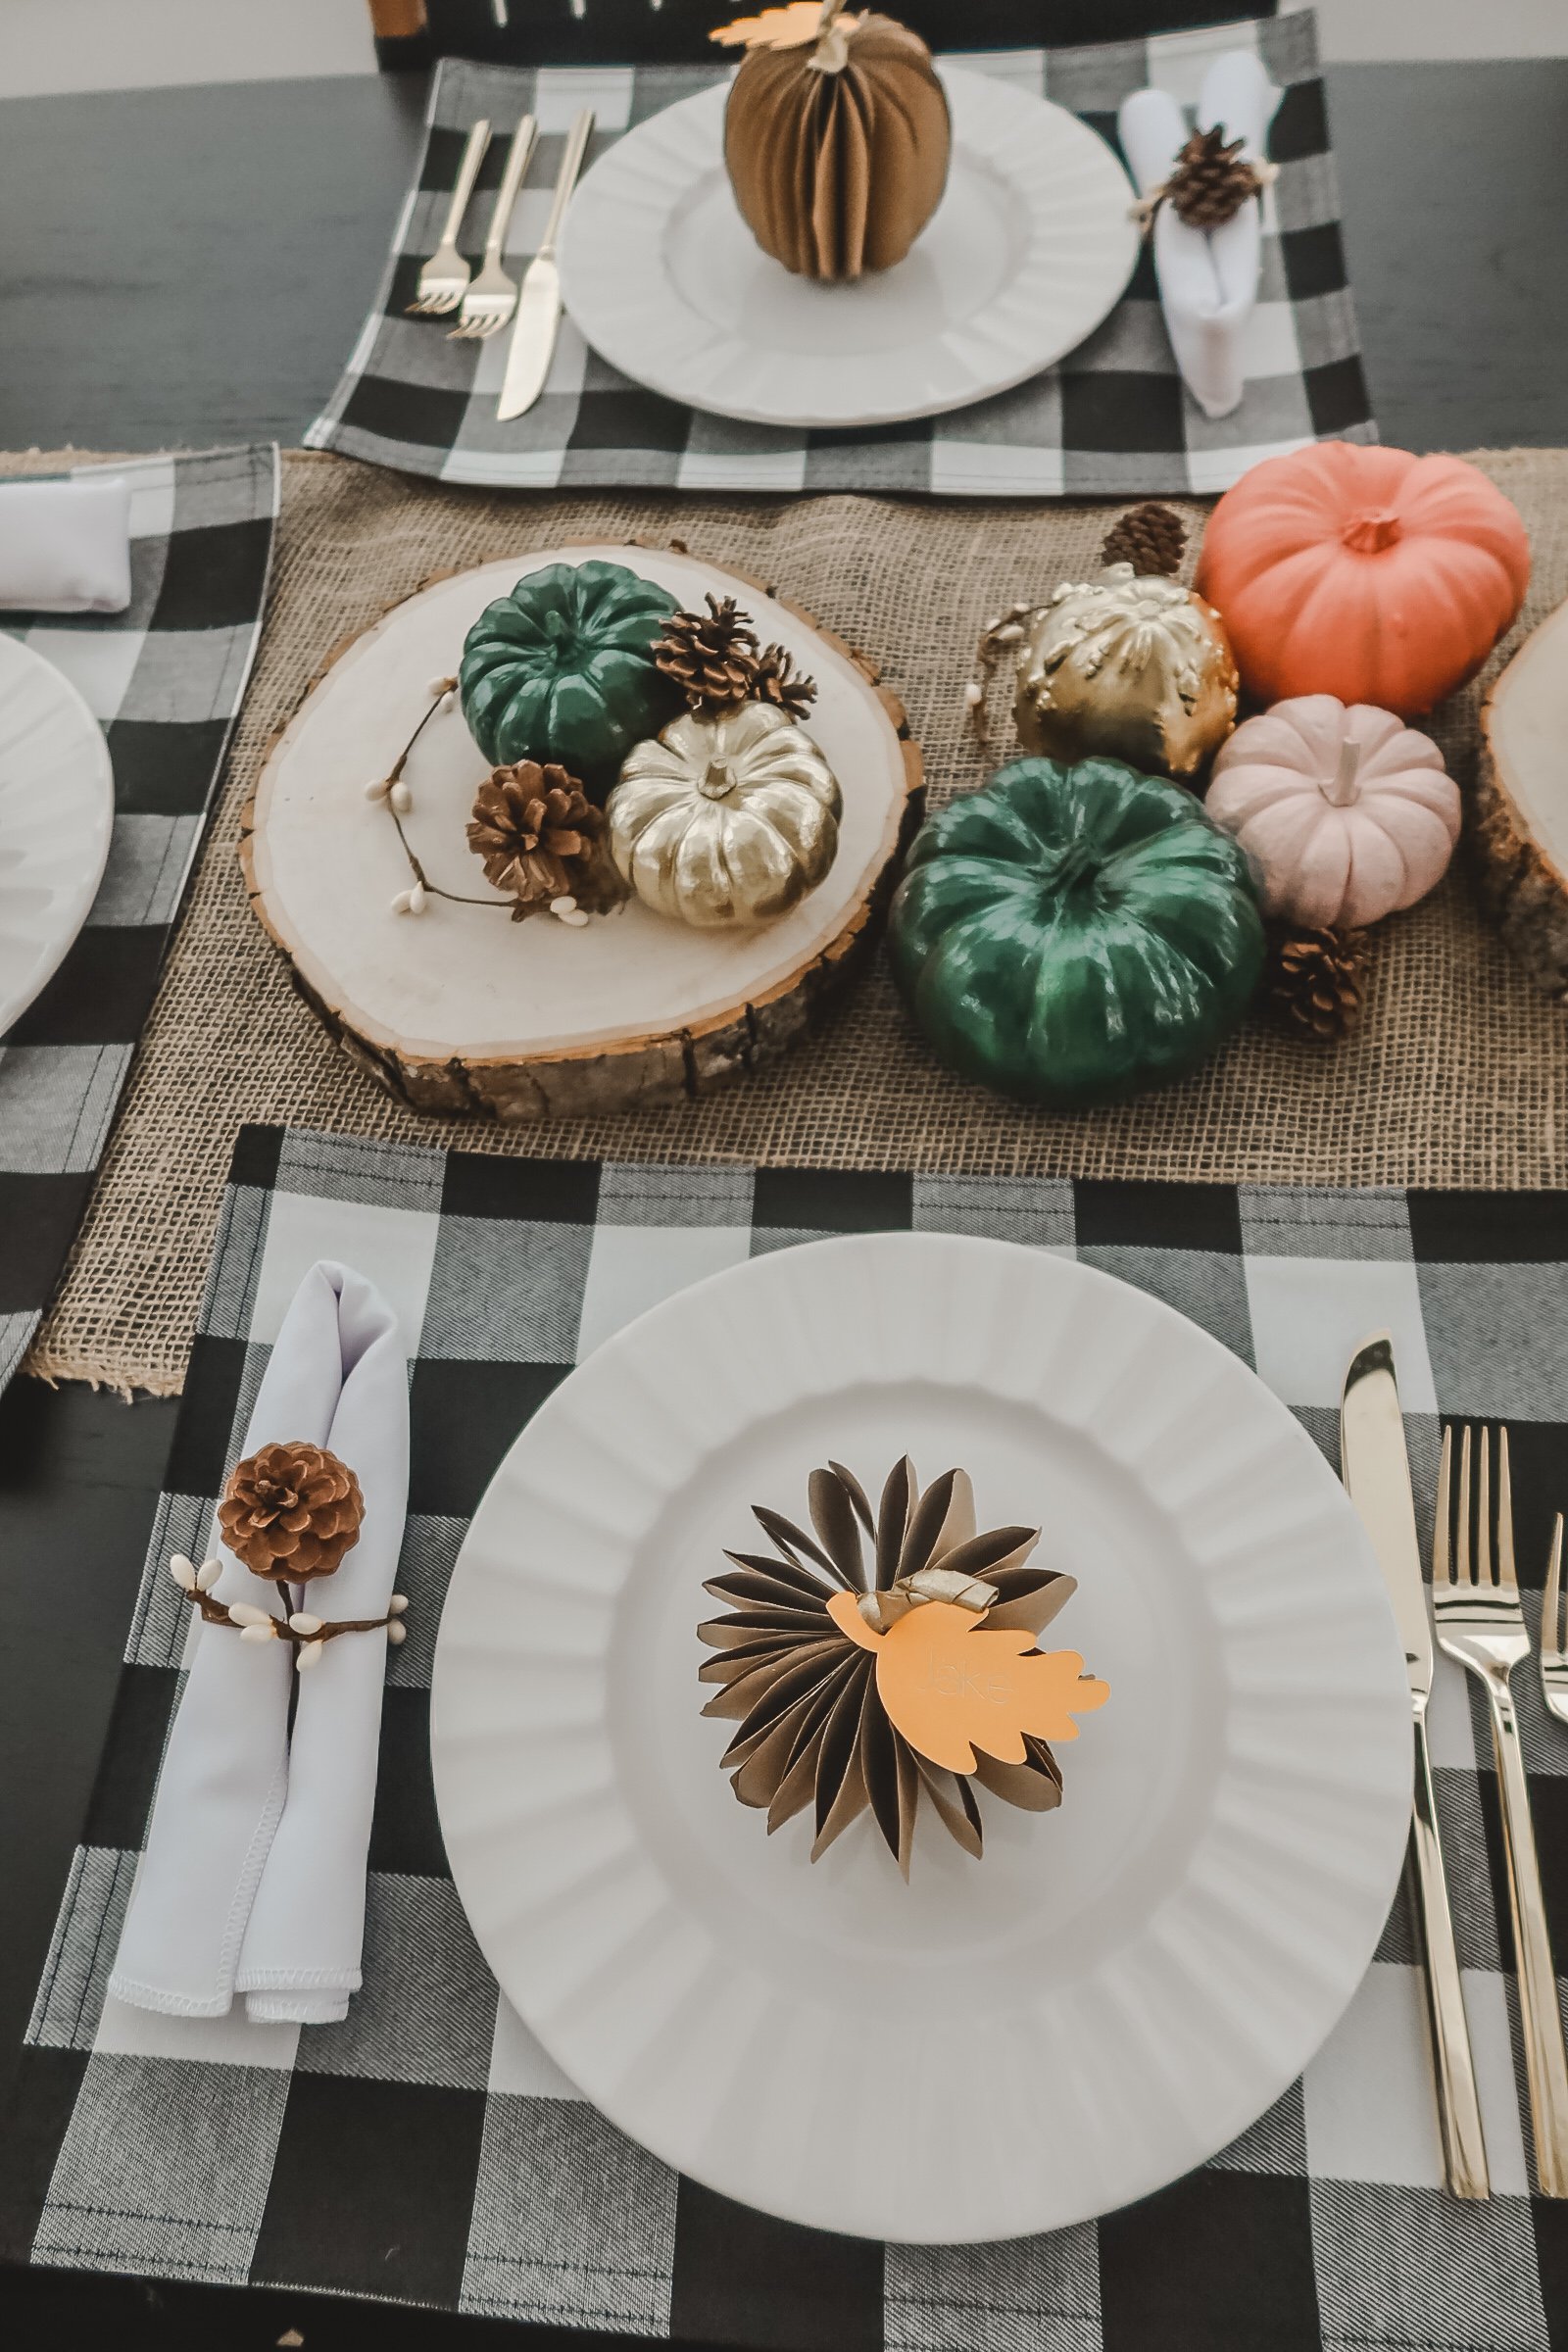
[
  {"left": 1194, "top": 444, "right": 1530, "bottom": 715},
  {"left": 609, "top": 699, "right": 842, "bottom": 928},
  {"left": 723, "top": 6, "right": 951, "bottom": 282},
  {"left": 1206, "top": 695, "right": 1459, "bottom": 930},
  {"left": 889, "top": 756, "right": 1264, "bottom": 1106},
  {"left": 460, "top": 561, "right": 681, "bottom": 789}
]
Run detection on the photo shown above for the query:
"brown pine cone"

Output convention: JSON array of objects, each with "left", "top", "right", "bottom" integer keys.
[
  {"left": 1165, "top": 125, "right": 1267, "bottom": 229},
  {"left": 220, "top": 1442, "right": 364, "bottom": 1582},
  {"left": 1267, "top": 925, "right": 1369, "bottom": 1044},
  {"left": 751, "top": 642, "right": 817, "bottom": 720},
  {"left": 466, "top": 762, "right": 616, "bottom": 920},
  {"left": 654, "top": 595, "right": 760, "bottom": 713},
  {"left": 1101, "top": 501, "right": 1187, "bottom": 577}
]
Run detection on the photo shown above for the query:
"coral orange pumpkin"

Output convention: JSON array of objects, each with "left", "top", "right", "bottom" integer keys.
[{"left": 1194, "top": 444, "right": 1530, "bottom": 715}]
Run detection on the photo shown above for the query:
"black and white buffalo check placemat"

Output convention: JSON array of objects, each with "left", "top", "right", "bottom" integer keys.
[
  {"left": 0, "top": 446, "right": 278, "bottom": 1396},
  {"left": 306, "top": 7, "right": 1372, "bottom": 498},
  {"left": 10, "top": 1123, "right": 1568, "bottom": 2350}
]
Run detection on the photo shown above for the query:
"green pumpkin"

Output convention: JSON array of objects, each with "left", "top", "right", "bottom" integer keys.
[
  {"left": 889, "top": 757, "right": 1264, "bottom": 1106},
  {"left": 460, "top": 560, "right": 681, "bottom": 787}
]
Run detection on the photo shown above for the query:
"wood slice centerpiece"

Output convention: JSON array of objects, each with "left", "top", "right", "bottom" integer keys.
[
  {"left": 1475, "top": 594, "right": 1568, "bottom": 999},
  {"left": 242, "top": 545, "right": 922, "bottom": 1118}
]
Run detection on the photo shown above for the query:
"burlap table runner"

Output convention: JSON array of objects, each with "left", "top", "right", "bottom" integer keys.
[{"left": 17, "top": 446, "right": 1568, "bottom": 1396}]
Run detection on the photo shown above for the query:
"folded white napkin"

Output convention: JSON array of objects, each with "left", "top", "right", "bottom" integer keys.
[
  {"left": 1119, "top": 52, "right": 1282, "bottom": 422},
  {"left": 110, "top": 1261, "right": 410, "bottom": 2024},
  {"left": 0, "top": 475, "right": 133, "bottom": 613}
]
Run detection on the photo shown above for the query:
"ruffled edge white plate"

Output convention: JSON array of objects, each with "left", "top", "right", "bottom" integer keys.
[
  {"left": 0, "top": 634, "right": 114, "bottom": 1037},
  {"left": 559, "top": 66, "right": 1141, "bottom": 430},
  {"left": 431, "top": 1233, "right": 1411, "bottom": 2243}
]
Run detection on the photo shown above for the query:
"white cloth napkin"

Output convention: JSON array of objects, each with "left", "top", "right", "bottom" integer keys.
[
  {"left": 0, "top": 475, "right": 132, "bottom": 613},
  {"left": 1119, "top": 52, "right": 1282, "bottom": 422},
  {"left": 110, "top": 1261, "right": 410, "bottom": 2024}
]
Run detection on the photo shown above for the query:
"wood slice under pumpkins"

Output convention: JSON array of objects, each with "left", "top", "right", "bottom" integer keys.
[
  {"left": 241, "top": 546, "right": 921, "bottom": 1118},
  {"left": 1474, "top": 593, "right": 1568, "bottom": 998}
]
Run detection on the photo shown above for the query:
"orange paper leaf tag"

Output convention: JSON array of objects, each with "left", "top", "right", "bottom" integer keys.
[
  {"left": 710, "top": 5, "right": 855, "bottom": 52},
  {"left": 827, "top": 1591, "right": 1109, "bottom": 1775}
]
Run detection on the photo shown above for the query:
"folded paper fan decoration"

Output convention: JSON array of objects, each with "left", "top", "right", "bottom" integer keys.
[{"left": 698, "top": 1457, "right": 1108, "bottom": 1874}]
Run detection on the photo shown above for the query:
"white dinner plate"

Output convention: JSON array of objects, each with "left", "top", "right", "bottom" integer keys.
[
  {"left": 559, "top": 67, "right": 1141, "bottom": 430},
  {"left": 0, "top": 635, "right": 114, "bottom": 1037},
  {"left": 431, "top": 1233, "right": 1410, "bottom": 2243}
]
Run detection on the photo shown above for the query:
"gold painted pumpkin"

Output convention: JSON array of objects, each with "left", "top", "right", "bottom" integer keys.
[
  {"left": 723, "top": 8, "right": 951, "bottom": 282},
  {"left": 1013, "top": 564, "right": 1238, "bottom": 783},
  {"left": 609, "top": 700, "right": 842, "bottom": 928}
]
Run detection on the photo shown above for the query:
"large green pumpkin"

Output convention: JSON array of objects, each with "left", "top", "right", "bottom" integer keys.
[
  {"left": 889, "top": 757, "right": 1264, "bottom": 1106},
  {"left": 459, "top": 560, "right": 681, "bottom": 787}
]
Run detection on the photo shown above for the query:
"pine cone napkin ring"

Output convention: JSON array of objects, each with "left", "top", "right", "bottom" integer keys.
[
  {"left": 170, "top": 1441, "right": 409, "bottom": 1674},
  {"left": 1131, "top": 124, "right": 1278, "bottom": 232}
]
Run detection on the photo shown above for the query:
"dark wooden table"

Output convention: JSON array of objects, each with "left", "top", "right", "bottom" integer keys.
[{"left": 2, "top": 50, "right": 1566, "bottom": 2351}]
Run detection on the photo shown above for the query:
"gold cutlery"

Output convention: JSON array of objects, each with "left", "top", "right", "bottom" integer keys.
[
  {"left": 1542, "top": 1512, "right": 1568, "bottom": 1725},
  {"left": 498, "top": 107, "right": 596, "bottom": 420},
  {"left": 1434, "top": 1423, "right": 1568, "bottom": 2195},
  {"left": 1342, "top": 1335, "right": 1490, "bottom": 2198},
  {"left": 450, "top": 115, "right": 540, "bottom": 342},
  {"left": 408, "top": 119, "right": 493, "bottom": 318}
]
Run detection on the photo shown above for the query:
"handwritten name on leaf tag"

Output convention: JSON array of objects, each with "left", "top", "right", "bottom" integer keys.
[{"left": 827, "top": 1592, "right": 1109, "bottom": 1775}]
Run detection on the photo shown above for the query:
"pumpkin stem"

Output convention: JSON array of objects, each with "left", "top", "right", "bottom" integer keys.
[
  {"left": 1341, "top": 509, "right": 1401, "bottom": 555},
  {"left": 700, "top": 757, "right": 736, "bottom": 800},
  {"left": 809, "top": 0, "right": 853, "bottom": 74},
  {"left": 1325, "top": 732, "right": 1362, "bottom": 806}
]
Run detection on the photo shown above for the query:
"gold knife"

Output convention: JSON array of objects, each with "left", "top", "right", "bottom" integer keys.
[
  {"left": 1342, "top": 1332, "right": 1491, "bottom": 2198},
  {"left": 498, "top": 107, "right": 596, "bottom": 422}
]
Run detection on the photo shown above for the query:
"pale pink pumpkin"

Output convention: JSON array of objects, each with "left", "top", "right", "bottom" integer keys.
[{"left": 1205, "top": 694, "right": 1459, "bottom": 929}]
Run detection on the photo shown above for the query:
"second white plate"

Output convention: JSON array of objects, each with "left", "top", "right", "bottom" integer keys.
[
  {"left": 0, "top": 635, "right": 114, "bottom": 1038},
  {"left": 559, "top": 67, "right": 1141, "bottom": 430},
  {"left": 432, "top": 1233, "right": 1411, "bottom": 2243}
]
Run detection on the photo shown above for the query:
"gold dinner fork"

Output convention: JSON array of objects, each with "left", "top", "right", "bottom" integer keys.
[
  {"left": 449, "top": 115, "right": 539, "bottom": 341},
  {"left": 1433, "top": 1425, "right": 1568, "bottom": 2195},
  {"left": 1540, "top": 1512, "right": 1568, "bottom": 1724},
  {"left": 407, "top": 119, "right": 493, "bottom": 317}
]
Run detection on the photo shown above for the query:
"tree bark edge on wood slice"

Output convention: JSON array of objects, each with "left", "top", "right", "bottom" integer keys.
[
  {"left": 1474, "top": 593, "right": 1568, "bottom": 1002},
  {"left": 239, "top": 546, "right": 925, "bottom": 1120}
]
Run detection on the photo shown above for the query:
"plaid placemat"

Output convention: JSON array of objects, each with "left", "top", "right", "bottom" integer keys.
[
  {"left": 306, "top": 8, "right": 1371, "bottom": 497},
  {"left": 0, "top": 446, "right": 278, "bottom": 1396},
  {"left": 420, "top": 2, "right": 1279, "bottom": 71},
  {"left": 9, "top": 1123, "right": 1568, "bottom": 2348}
]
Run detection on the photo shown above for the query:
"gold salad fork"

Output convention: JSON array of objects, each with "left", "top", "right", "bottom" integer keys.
[
  {"left": 450, "top": 115, "right": 539, "bottom": 341},
  {"left": 1434, "top": 1425, "right": 1568, "bottom": 2194},
  {"left": 408, "top": 119, "right": 492, "bottom": 317}
]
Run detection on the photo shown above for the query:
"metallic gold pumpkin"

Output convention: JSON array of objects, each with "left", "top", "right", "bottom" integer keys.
[
  {"left": 1012, "top": 563, "right": 1238, "bottom": 782},
  {"left": 608, "top": 700, "right": 842, "bottom": 929}
]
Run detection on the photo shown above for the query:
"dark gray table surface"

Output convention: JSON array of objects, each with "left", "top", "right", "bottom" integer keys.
[{"left": 1, "top": 51, "right": 1566, "bottom": 2350}]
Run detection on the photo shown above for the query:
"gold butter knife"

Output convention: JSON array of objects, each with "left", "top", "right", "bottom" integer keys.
[
  {"left": 1342, "top": 1332, "right": 1490, "bottom": 2198},
  {"left": 498, "top": 107, "right": 595, "bottom": 421}
]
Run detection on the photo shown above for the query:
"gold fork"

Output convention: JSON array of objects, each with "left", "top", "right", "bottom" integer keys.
[
  {"left": 1433, "top": 1425, "right": 1568, "bottom": 2195},
  {"left": 1542, "top": 1513, "right": 1568, "bottom": 1725},
  {"left": 450, "top": 114, "right": 539, "bottom": 341},
  {"left": 407, "top": 119, "right": 492, "bottom": 317}
]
